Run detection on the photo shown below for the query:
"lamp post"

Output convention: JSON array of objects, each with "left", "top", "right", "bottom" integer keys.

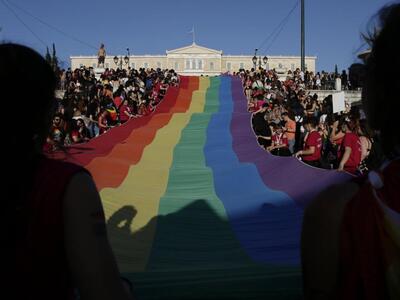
[
  {"left": 113, "top": 48, "right": 130, "bottom": 70},
  {"left": 126, "top": 48, "right": 130, "bottom": 68},
  {"left": 252, "top": 50, "right": 269, "bottom": 70},
  {"left": 301, "top": 0, "right": 305, "bottom": 71},
  {"left": 252, "top": 48, "right": 258, "bottom": 70},
  {"left": 252, "top": 55, "right": 257, "bottom": 70},
  {"left": 263, "top": 56, "right": 268, "bottom": 70}
]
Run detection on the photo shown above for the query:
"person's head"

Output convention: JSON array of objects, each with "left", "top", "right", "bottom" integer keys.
[
  {"left": 281, "top": 112, "right": 289, "bottom": 121},
  {"left": 341, "top": 115, "right": 359, "bottom": 133},
  {"left": 303, "top": 116, "right": 318, "bottom": 131},
  {"left": 101, "top": 109, "right": 109, "bottom": 118},
  {"left": 1, "top": 44, "right": 57, "bottom": 154},
  {"left": 273, "top": 123, "right": 283, "bottom": 134},
  {"left": 363, "top": 3, "right": 400, "bottom": 155},
  {"left": 76, "top": 118, "right": 85, "bottom": 128},
  {"left": 53, "top": 114, "right": 63, "bottom": 127}
]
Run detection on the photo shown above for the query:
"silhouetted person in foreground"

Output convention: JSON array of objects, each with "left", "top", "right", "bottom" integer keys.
[
  {"left": 4, "top": 44, "right": 132, "bottom": 299},
  {"left": 301, "top": 3, "right": 400, "bottom": 300}
]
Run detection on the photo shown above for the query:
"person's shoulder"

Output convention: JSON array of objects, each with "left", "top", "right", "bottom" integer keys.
[
  {"left": 343, "top": 132, "right": 356, "bottom": 143},
  {"left": 359, "top": 135, "right": 368, "bottom": 143},
  {"left": 65, "top": 171, "right": 97, "bottom": 197},
  {"left": 304, "top": 181, "right": 360, "bottom": 223},
  {"left": 309, "top": 131, "right": 319, "bottom": 140}
]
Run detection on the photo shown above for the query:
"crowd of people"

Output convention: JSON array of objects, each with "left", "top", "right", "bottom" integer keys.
[
  {"left": 46, "top": 66, "right": 179, "bottom": 151},
  {"left": 49, "top": 63, "right": 369, "bottom": 174},
  {"left": 287, "top": 69, "right": 350, "bottom": 90},
  {"left": 240, "top": 67, "right": 382, "bottom": 175}
]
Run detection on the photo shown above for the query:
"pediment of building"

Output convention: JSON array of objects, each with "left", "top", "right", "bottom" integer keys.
[{"left": 166, "top": 43, "right": 222, "bottom": 55}]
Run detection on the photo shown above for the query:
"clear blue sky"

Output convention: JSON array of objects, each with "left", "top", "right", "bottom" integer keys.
[{"left": 0, "top": 0, "right": 389, "bottom": 71}]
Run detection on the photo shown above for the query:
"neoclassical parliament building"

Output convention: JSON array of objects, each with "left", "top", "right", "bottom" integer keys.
[{"left": 70, "top": 43, "right": 316, "bottom": 76}]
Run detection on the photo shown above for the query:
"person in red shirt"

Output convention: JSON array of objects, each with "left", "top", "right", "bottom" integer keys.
[
  {"left": 338, "top": 117, "right": 362, "bottom": 174},
  {"left": 295, "top": 116, "right": 322, "bottom": 167},
  {"left": 119, "top": 99, "right": 134, "bottom": 124},
  {"left": 268, "top": 124, "right": 291, "bottom": 156}
]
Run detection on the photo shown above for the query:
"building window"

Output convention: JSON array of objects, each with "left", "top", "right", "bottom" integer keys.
[
  {"left": 278, "top": 63, "right": 283, "bottom": 69},
  {"left": 144, "top": 62, "right": 148, "bottom": 68},
  {"left": 291, "top": 64, "right": 295, "bottom": 71},
  {"left": 191, "top": 59, "right": 196, "bottom": 70},
  {"left": 186, "top": 60, "right": 190, "bottom": 69},
  {"left": 227, "top": 62, "right": 231, "bottom": 70},
  {"left": 131, "top": 63, "right": 135, "bottom": 69},
  {"left": 157, "top": 62, "right": 161, "bottom": 68},
  {"left": 174, "top": 62, "right": 179, "bottom": 70},
  {"left": 105, "top": 63, "right": 109, "bottom": 68},
  {"left": 210, "top": 62, "right": 214, "bottom": 70},
  {"left": 198, "top": 59, "right": 202, "bottom": 70},
  {"left": 240, "top": 63, "right": 244, "bottom": 69}
]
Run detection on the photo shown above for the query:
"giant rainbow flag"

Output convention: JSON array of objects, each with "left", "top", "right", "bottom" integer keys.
[{"left": 61, "top": 76, "right": 351, "bottom": 299}]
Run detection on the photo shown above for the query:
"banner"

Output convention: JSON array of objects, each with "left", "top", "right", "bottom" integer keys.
[{"left": 57, "top": 76, "right": 351, "bottom": 299}]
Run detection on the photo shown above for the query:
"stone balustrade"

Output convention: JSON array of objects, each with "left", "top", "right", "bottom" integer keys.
[{"left": 306, "top": 89, "right": 362, "bottom": 106}]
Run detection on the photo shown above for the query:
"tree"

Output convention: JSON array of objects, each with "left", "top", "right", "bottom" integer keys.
[
  {"left": 51, "top": 43, "right": 59, "bottom": 72},
  {"left": 45, "top": 47, "right": 52, "bottom": 65}
]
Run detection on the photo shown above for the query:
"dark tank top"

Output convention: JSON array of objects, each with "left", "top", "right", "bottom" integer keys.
[{"left": 16, "top": 157, "right": 88, "bottom": 299}]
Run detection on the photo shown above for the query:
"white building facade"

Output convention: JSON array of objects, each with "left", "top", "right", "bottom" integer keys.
[{"left": 70, "top": 43, "right": 316, "bottom": 75}]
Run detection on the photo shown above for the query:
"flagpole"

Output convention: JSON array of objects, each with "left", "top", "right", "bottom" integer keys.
[{"left": 193, "top": 26, "right": 195, "bottom": 44}]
